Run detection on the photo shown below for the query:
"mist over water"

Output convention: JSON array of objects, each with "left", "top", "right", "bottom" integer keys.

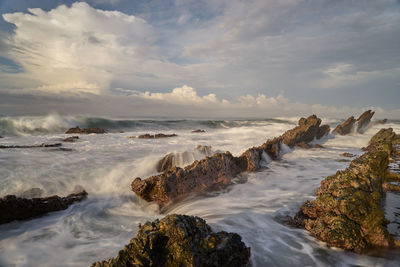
[{"left": 0, "top": 115, "right": 400, "bottom": 266}]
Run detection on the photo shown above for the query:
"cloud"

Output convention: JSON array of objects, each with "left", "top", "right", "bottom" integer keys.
[
  {"left": 0, "top": 0, "right": 399, "bottom": 115},
  {"left": 2, "top": 2, "right": 156, "bottom": 94}
]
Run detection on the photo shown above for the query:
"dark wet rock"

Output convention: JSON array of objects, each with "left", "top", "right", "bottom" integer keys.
[
  {"left": 0, "top": 143, "right": 62, "bottom": 149},
  {"left": 133, "top": 115, "right": 330, "bottom": 207},
  {"left": 192, "top": 129, "right": 206, "bottom": 133},
  {"left": 0, "top": 190, "right": 88, "bottom": 224},
  {"left": 293, "top": 128, "right": 400, "bottom": 253},
  {"left": 332, "top": 116, "right": 356, "bottom": 135},
  {"left": 138, "top": 133, "right": 178, "bottom": 139},
  {"left": 314, "top": 144, "right": 325, "bottom": 149},
  {"left": 156, "top": 146, "right": 214, "bottom": 172},
  {"left": 62, "top": 136, "right": 79, "bottom": 142},
  {"left": 65, "top": 126, "right": 106, "bottom": 134},
  {"left": 356, "top": 110, "right": 375, "bottom": 134},
  {"left": 20, "top": 188, "right": 44, "bottom": 198},
  {"left": 342, "top": 152, "right": 356, "bottom": 158},
  {"left": 91, "top": 214, "right": 250, "bottom": 267},
  {"left": 0, "top": 136, "right": 3, "bottom": 138}
]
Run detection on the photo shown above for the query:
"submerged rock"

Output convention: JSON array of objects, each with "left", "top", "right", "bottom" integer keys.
[
  {"left": 156, "top": 145, "right": 213, "bottom": 172},
  {"left": 133, "top": 115, "right": 330, "bottom": 207},
  {"left": 332, "top": 116, "right": 356, "bottom": 135},
  {"left": 0, "top": 143, "right": 62, "bottom": 149},
  {"left": 91, "top": 214, "right": 250, "bottom": 267},
  {"left": 374, "top": 119, "right": 388, "bottom": 125},
  {"left": 292, "top": 128, "right": 400, "bottom": 253},
  {"left": 62, "top": 136, "right": 79, "bottom": 142},
  {"left": 65, "top": 126, "right": 106, "bottom": 134},
  {"left": 0, "top": 190, "right": 88, "bottom": 224},
  {"left": 192, "top": 129, "right": 206, "bottom": 133},
  {"left": 137, "top": 133, "right": 178, "bottom": 139},
  {"left": 341, "top": 152, "right": 356, "bottom": 158}
]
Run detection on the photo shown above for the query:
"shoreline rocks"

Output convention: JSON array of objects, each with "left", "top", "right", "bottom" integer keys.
[
  {"left": 332, "top": 110, "right": 375, "bottom": 135},
  {"left": 91, "top": 214, "right": 250, "bottom": 267},
  {"left": 291, "top": 128, "right": 400, "bottom": 253},
  {"left": 62, "top": 136, "right": 79, "bottom": 142},
  {"left": 137, "top": 133, "right": 178, "bottom": 139},
  {"left": 0, "top": 143, "right": 62, "bottom": 149},
  {"left": 0, "top": 190, "right": 88, "bottom": 224},
  {"left": 132, "top": 115, "right": 330, "bottom": 207},
  {"left": 65, "top": 126, "right": 106, "bottom": 134}
]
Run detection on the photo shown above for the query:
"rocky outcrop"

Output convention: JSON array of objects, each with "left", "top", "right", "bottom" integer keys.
[
  {"left": 356, "top": 110, "right": 374, "bottom": 134},
  {"left": 0, "top": 143, "right": 62, "bottom": 149},
  {"left": 192, "top": 129, "right": 206, "bottom": 133},
  {"left": 156, "top": 145, "right": 213, "bottom": 172},
  {"left": 65, "top": 126, "right": 106, "bottom": 134},
  {"left": 333, "top": 110, "right": 376, "bottom": 135},
  {"left": 62, "top": 136, "right": 79, "bottom": 142},
  {"left": 137, "top": 133, "right": 178, "bottom": 139},
  {"left": 132, "top": 115, "right": 330, "bottom": 207},
  {"left": 91, "top": 214, "right": 250, "bottom": 267},
  {"left": 0, "top": 190, "right": 88, "bottom": 224},
  {"left": 332, "top": 116, "right": 356, "bottom": 135},
  {"left": 292, "top": 128, "right": 400, "bottom": 253}
]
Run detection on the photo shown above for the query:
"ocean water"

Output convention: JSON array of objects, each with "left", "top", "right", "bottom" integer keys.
[{"left": 0, "top": 114, "right": 399, "bottom": 267}]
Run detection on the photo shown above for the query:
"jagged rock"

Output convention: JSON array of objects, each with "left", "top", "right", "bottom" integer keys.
[
  {"left": 342, "top": 152, "right": 356, "bottom": 158},
  {"left": 192, "top": 129, "right": 206, "bottom": 133},
  {"left": 138, "top": 133, "right": 177, "bottom": 139},
  {"left": 91, "top": 214, "right": 250, "bottom": 267},
  {"left": 20, "top": 188, "right": 44, "bottom": 198},
  {"left": 133, "top": 115, "right": 330, "bottom": 207},
  {"left": 0, "top": 190, "right": 88, "bottom": 224},
  {"left": 292, "top": 128, "right": 400, "bottom": 253},
  {"left": 356, "top": 110, "right": 374, "bottom": 134},
  {"left": 65, "top": 126, "right": 106, "bottom": 134},
  {"left": 0, "top": 143, "right": 62, "bottom": 149},
  {"left": 332, "top": 116, "right": 356, "bottom": 135},
  {"left": 62, "top": 136, "right": 79, "bottom": 142},
  {"left": 133, "top": 152, "right": 246, "bottom": 206},
  {"left": 156, "top": 146, "right": 214, "bottom": 172}
]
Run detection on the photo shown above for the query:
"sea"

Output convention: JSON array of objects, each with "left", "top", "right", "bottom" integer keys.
[{"left": 0, "top": 114, "right": 399, "bottom": 266}]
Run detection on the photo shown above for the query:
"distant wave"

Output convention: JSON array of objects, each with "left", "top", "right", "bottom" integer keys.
[{"left": 0, "top": 113, "right": 333, "bottom": 136}]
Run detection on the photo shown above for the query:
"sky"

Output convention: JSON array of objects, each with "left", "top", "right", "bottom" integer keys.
[{"left": 0, "top": 0, "right": 399, "bottom": 118}]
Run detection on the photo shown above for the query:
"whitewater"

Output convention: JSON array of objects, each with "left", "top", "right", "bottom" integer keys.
[{"left": 0, "top": 114, "right": 399, "bottom": 266}]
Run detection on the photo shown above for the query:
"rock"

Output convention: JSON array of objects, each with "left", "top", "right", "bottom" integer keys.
[
  {"left": 65, "top": 126, "right": 106, "bottom": 134},
  {"left": 342, "top": 152, "right": 356, "bottom": 158},
  {"left": 156, "top": 146, "right": 214, "bottom": 172},
  {"left": 332, "top": 116, "right": 356, "bottom": 135},
  {"left": 314, "top": 144, "right": 325, "bottom": 149},
  {"left": 356, "top": 110, "right": 374, "bottom": 134},
  {"left": 192, "top": 129, "right": 206, "bottom": 133},
  {"left": 293, "top": 128, "right": 400, "bottom": 253},
  {"left": 133, "top": 115, "right": 330, "bottom": 207},
  {"left": 0, "top": 143, "right": 62, "bottom": 149},
  {"left": 138, "top": 133, "right": 178, "bottom": 139},
  {"left": 0, "top": 190, "right": 88, "bottom": 224},
  {"left": 0, "top": 136, "right": 3, "bottom": 138},
  {"left": 132, "top": 152, "right": 246, "bottom": 206},
  {"left": 20, "top": 188, "right": 44, "bottom": 198},
  {"left": 62, "top": 136, "right": 79, "bottom": 142},
  {"left": 91, "top": 214, "right": 250, "bottom": 267},
  {"left": 374, "top": 119, "right": 388, "bottom": 125}
]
